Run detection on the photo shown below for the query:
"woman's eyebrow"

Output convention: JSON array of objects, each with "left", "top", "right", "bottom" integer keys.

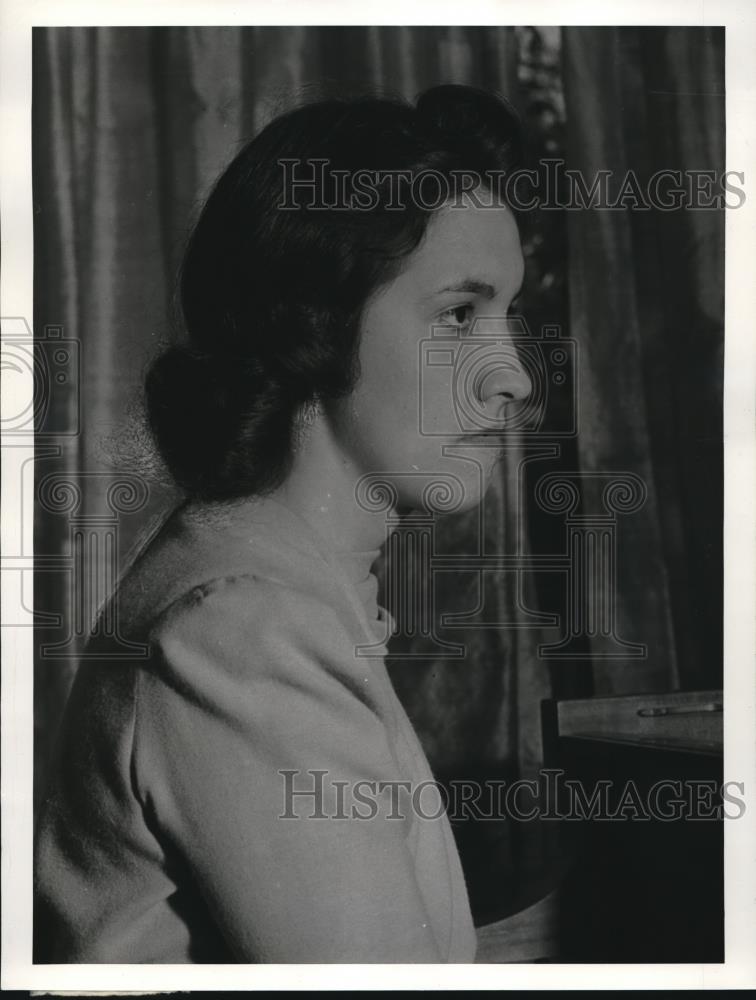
[{"left": 429, "top": 278, "right": 497, "bottom": 300}]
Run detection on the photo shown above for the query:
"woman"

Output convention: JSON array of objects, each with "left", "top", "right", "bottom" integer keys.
[{"left": 34, "top": 84, "right": 532, "bottom": 963}]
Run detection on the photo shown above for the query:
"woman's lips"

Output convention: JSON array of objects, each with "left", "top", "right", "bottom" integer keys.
[{"left": 457, "top": 430, "right": 505, "bottom": 441}]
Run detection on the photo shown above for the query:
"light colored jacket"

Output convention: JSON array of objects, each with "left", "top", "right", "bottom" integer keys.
[{"left": 34, "top": 496, "right": 477, "bottom": 963}]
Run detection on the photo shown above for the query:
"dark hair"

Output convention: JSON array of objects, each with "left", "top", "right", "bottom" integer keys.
[{"left": 145, "top": 84, "right": 523, "bottom": 500}]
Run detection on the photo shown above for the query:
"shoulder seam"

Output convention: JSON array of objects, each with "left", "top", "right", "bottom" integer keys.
[{"left": 146, "top": 571, "right": 323, "bottom": 638}]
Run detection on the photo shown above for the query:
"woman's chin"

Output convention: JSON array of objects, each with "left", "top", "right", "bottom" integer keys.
[{"left": 366, "top": 451, "right": 498, "bottom": 517}]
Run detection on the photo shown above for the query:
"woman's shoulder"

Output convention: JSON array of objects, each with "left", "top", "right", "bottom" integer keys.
[
  {"left": 46, "top": 514, "right": 393, "bottom": 826},
  {"left": 103, "top": 496, "right": 349, "bottom": 644},
  {"left": 91, "top": 496, "right": 386, "bottom": 724},
  {"left": 152, "top": 568, "right": 352, "bottom": 658},
  {"left": 146, "top": 568, "right": 377, "bottom": 714}
]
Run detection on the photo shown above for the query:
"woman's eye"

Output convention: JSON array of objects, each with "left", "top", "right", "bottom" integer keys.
[{"left": 438, "top": 304, "right": 474, "bottom": 331}]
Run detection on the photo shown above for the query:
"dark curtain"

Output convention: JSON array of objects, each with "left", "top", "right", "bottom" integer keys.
[
  {"left": 561, "top": 27, "right": 724, "bottom": 695},
  {"left": 33, "top": 26, "right": 724, "bottom": 916}
]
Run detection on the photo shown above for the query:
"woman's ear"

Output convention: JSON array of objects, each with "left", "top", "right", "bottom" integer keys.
[{"left": 292, "top": 397, "right": 324, "bottom": 451}]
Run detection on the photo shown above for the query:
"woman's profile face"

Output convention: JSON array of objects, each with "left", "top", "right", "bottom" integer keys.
[{"left": 327, "top": 195, "right": 531, "bottom": 513}]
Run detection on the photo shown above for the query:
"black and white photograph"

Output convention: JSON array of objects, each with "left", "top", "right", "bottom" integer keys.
[{"left": 2, "top": 0, "right": 755, "bottom": 990}]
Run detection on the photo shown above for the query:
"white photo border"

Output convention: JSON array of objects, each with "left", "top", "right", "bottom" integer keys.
[{"left": 2, "top": 0, "right": 754, "bottom": 990}]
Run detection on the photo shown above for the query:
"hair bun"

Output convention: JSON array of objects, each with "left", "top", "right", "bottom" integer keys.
[
  {"left": 144, "top": 344, "right": 297, "bottom": 499},
  {"left": 146, "top": 344, "right": 266, "bottom": 417}
]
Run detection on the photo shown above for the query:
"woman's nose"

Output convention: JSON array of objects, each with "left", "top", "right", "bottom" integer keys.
[{"left": 478, "top": 358, "right": 532, "bottom": 407}]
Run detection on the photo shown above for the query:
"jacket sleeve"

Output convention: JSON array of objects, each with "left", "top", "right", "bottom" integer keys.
[{"left": 134, "top": 573, "right": 444, "bottom": 963}]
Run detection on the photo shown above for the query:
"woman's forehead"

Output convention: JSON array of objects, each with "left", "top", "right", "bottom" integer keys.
[{"left": 395, "top": 202, "right": 523, "bottom": 294}]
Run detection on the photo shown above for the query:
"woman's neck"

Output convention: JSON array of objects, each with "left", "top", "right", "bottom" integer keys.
[{"left": 271, "top": 409, "right": 394, "bottom": 554}]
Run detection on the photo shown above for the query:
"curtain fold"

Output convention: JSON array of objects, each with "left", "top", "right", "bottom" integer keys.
[{"left": 561, "top": 26, "right": 724, "bottom": 694}]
